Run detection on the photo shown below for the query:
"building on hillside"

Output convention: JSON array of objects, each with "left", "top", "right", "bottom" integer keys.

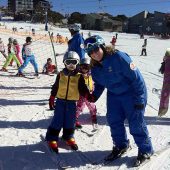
[
  {"left": 8, "top": 0, "right": 51, "bottom": 20},
  {"left": 128, "top": 11, "right": 170, "bottom": 34},
  {"left": 82, "top": 13, "right": 122, "bottom": 32}
]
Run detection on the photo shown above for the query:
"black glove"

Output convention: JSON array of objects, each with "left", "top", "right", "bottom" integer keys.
[{"left": 134, "top": 104, "right": 145, "bottom": 110}]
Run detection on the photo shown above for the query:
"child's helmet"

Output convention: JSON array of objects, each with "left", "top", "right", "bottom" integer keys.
[
  {"left": 80, "top": 57, "right": 90, "bottom": 65},
  {"left": 13, "top": 39, "right": 18, "bottom": 44},
  {"left": 68, "top": 23, "right": 81, "bottom": 32},
  {"left": 26, "top": 36, "right": 32, "bottom": 43},
  {"left": 8, "top": 37, "right": 13, "bottom": 43},
  {"left": 47, "top": 58, "right": 52, "bottom": 62},
  {"left": 84, "top": 35, "right": 105, "bottom": 54},
  {"left": 63, "top": 51, "right": 80, "bottom": 63}
]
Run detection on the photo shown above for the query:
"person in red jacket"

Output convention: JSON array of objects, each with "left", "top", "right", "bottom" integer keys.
[
  {"left": 42, "top": 58, "right": 57, "bottom": 74},
  {"left": 110, "top": 36, "right": 116, "bottom": 46}
]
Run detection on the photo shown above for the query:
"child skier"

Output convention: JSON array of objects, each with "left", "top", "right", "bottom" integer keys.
[
  {"left": 0, "top": 38, "right": 7, "bottom": 59},
  {"left": 42, "top": 58, "right": 57, "bottom": 74},
  {"left": 1, "top": 37, "right": 21, "bottom": 72},
  {"left": 46, "top": 51, "right": 91, "bottom": 153},
  {"left": 17, "top": 36, "right": 39, "bottom": 76},
  {"left": 76, "top": 57, "right": 97, "bottom": 129},
  {"left": 13, "top": 39, "right": 23, "bottom": 66}
]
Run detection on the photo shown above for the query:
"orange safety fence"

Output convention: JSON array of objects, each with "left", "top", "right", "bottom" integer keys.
[{"left": 0, "top": 27, "right": 68, "bottom": 44}]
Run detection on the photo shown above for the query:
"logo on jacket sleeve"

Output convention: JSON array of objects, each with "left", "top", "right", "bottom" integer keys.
[
  {"left": 130, "top": 62, "right": 137, "bottom": 70},
  {"left": 80, "top": 44, "right": 84, "bottom": 49}
]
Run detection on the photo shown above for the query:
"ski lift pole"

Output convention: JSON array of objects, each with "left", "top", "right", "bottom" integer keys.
[{"left": 48, "top": 31, "right": 58, "bottom": 73}]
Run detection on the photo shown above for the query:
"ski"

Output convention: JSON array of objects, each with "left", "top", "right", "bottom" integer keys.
[
  {"left": 91, "top": 146, "right": 132, "bottom": 170},
  {"left": 152, "top": 88, "right": 161, "bottom": 97},
  {"left": 134, "top": 143, "right": 170, "bottom": 169},
  {"left": 76, "top": 124, "right": 99, "bottom": 137},
  {"left": 40, "top": 135, "right": 71, "bottom": 169}
]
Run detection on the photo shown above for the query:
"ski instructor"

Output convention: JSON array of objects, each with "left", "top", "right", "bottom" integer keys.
[
  {"left": 84, "top": 35, "right": 154, "bottom": 166},
  {"left": 68, "top": 23, "right": 85, "bottom": 60}
]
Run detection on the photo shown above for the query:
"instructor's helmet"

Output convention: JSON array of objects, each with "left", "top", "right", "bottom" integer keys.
[
  {"left": 26, "top": 36, "right": 32, "bottom": 43},
  {"left": 68, "top": 23, "right": 81, "bottom": 32},
  {"left": 63, "top": 51, "right": 80, "bottom": 64},
  {"left": 84, "top": 35, "right": 105, "bottom": 55}
]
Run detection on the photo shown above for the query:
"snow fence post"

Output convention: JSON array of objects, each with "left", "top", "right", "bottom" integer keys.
[{"left": 48, "top": 31, "right": 58, "bottom": 73}]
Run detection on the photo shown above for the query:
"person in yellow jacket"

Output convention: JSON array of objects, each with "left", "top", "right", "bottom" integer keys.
[
  {"left": 75, "top": 57, "right": 98, "bottom": 129},
  {"left": 46, "top": 51, "right": 90, "bottom": 153}
]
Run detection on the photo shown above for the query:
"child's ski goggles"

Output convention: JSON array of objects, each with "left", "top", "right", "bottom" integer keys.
[{"left": 64, "top": 59, "right": 79, "bottom": 66}]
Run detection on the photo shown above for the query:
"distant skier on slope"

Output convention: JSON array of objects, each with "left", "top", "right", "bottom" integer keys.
[
  {"left": 46, "top": 51, "right": 91, "bottom": 153},
  {"left": 158, "top": 48, "right": 170, "bottom": 116},
  {"left": 84, "top": 35, "right": 154, "bottom": 166},
  {"left": 68, "top": 23, "right": 85, "bottom": 60},
  {"left": 75, "top": 57, "right": 98, "bottom": 129}
]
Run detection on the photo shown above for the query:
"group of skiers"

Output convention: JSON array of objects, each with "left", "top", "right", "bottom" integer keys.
[
  {"left": 0, "top": 36, "right": 57, "bottom": 76},
  {"left": 44, "top": 23, "right": 157, "bottom": 167},
  {"left": 0, "top": 22, "right": 169, "bottom": 167}
]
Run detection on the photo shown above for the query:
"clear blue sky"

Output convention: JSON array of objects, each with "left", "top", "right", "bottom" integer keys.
[{"left": 0, "top": 0, "right": 170, "bottom": 17}]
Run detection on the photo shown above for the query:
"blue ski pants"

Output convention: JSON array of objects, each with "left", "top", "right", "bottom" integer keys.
[{"left": 106, "top": 91, "right": 153, "bottom": 154}]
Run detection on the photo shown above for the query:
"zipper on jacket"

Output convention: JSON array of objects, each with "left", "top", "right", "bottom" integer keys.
[{"left": 65, "top": 74, "right": 70, "bottom": 100}]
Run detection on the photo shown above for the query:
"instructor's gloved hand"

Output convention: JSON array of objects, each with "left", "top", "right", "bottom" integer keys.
[
  {"left": 49, "top": 96, "right": 55, "bottom": 110},
  {"left": 134, "top": 104, "right": 145, "bottom": 110}
]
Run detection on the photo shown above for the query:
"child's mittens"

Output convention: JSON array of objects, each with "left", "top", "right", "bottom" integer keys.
[{"left": 49, "top": 96, "right": 55, "bottom": 110}]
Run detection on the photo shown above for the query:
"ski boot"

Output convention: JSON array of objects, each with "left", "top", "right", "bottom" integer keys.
[
  {"left": 66, "top": 138, "right": 78, "bottom": 151},
  {"left": 104, "top": 144, "right": 130, "bottom": 161},
  {"left": 0, "top": 67, "right": 8, "bottom": 72},
  {"left": 134, "top": 152, "right": 153, "bottom": 167},
  {"left": 16, "top": 72, "right": 25, "bottom": 77},
  {"left": 48, "top": 141, "right": 58, "bottom": 153},
  {"left": 34, "top": 72, "right": 39, "bottom": 77},
  {"left": 75, "top": 121, "right": 82, "bottom": 129}
]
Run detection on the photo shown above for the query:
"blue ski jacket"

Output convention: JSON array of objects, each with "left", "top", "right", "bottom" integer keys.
[
  {"left": 91, "top": 51, "right": 147, "bottom": 105},
  {"left": 68, "top": 32, "right": 85, "bottom": 60}
]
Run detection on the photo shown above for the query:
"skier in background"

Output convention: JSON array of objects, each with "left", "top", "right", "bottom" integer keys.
[
  {"left": 158, "top": 48, "right": 170, "bottom": 116},
  {"left": 68, "top": 23, "right": 85, "bottom": 60},
  {"left": 76, "top": 57, "right": 98, "bottom": 129},
  {"left": 1, "top": 37, "right": 21, "bottom": 72},
  {"left": 140, "top": 39, "right": 147, "bottom": 56},
  {"left": 17, "top": 36, "right": 39, "bottom": 77},
  {"left": 46, "top": 51, "right": 90, "bottom": 153},
  {"left": 0, "top": 38, "right": 7, "bottom": 59},
  {"left": 84, "top": 35, "right": 153, "bottom": 166},
  {"left": 13, "top": 39, "right": 23, "bottom": 66},
  {"left": 110, "top": 36, "right": 117, "bottom": 46},
  {"left": 42, "top": 58, "right": 56, "bottom": 74}
]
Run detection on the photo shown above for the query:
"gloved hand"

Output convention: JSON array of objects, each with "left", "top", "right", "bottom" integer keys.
[
  {"left": 49, "top": 96, "right": 55, "bottom": 110},
  {"left": 86, "top": 93, "right": 97, "bottom": 103},
  {"left": 134, "top": 104, "right": 145, "bottom": 110}
]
